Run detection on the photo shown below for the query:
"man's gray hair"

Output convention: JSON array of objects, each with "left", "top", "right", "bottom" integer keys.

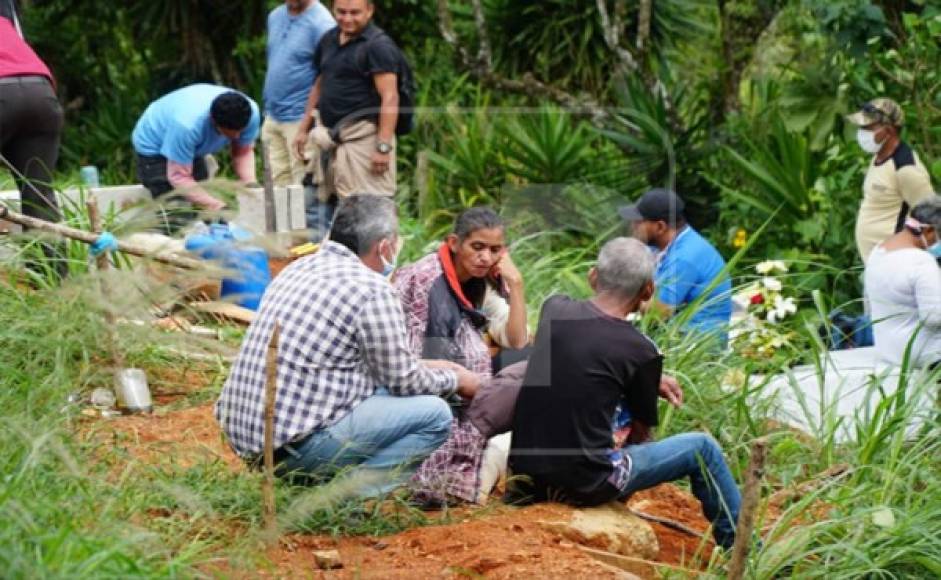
[
  {"left": 328, "top": 194, "right": 398, "bottom": 256},
  {"left": 595, "top": 237, "right": 655, "bottom": 299},
  {"left": 911, "top": 195, "right": 941, "bottom": 231}
]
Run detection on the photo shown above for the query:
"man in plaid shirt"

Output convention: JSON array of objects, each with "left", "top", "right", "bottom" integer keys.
[{"left": 215, "top": 195, "right": 481, "bottom": 496}]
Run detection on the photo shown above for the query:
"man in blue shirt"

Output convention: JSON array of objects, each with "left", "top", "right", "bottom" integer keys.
[
  {"left": 619, "top": 189, "right": 732, "bottom": 345},
  {"left": 262, "top": 0, "right": 334, "bottom": 186},
  {"left": 132, "top": 84, "right": 260, "bottom": 219}
]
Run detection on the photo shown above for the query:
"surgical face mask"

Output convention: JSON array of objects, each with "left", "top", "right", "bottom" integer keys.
[
  {"left": 380, "top": 239, "right": 399, "bottom": 277},
  {"left": 924, "top": 231, "right": 941, "bottom": 257},
  {"left": 856, "top": 129, "right": 882, "bottom": 154}
]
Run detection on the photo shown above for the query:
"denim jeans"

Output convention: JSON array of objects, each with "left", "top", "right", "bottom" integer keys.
[
  {"left": 303, "top": 183, "right": 336, "bottom": 241},
  {"left": 276, "top": 389, "right": 453, "bottom": 498},
  {"left": 621, "top": 433, "right": 741, "bottom": 548}
]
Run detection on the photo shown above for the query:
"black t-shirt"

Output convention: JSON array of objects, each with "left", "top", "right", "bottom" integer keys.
[
  {"left": 0, "top": 0, "right": 15, "bottom": 21},
  {"left": 313, "top": 23, "right": 400, "bottom": 129},
  {"left": 510, "top": 296, "right": 662, "bottom": 492}
]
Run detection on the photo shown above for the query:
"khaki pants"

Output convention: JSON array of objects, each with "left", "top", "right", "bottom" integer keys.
[
  {"left": 261, "top": 117, "right": 307, "bottom": 186},
  {"left": 310, "top": 120, "right": 396, "bottom": 199}
]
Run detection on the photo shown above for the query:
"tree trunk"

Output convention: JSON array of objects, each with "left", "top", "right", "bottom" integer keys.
[
  {"left": 637, "top": 0, "right": 652, "bottom": 59},
  {"left": 717, "top": 0, "right": 737, "bottom": 117}
]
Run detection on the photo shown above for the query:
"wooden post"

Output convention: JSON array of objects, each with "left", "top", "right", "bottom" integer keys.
[
  {"left": 262, "top": 322, "right": 281, "bottom": 539},
  {"left": 0, "top": 205, "right": 207, "bottom": 271},
  {"left": 727, "top": 437, "right": 768, "bottom": 580},
  {"left": 261, "top": 140, "right": 277, "bottom": 234},
  {"left": 87, "top": 199, "right": 125, "bottom": 369}
]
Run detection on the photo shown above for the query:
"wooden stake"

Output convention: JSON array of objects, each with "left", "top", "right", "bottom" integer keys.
[
  {"left": 87, "top": 199, "right": 124, "bottom": 369},
  {"left": 628, "top": 508, "right": 705, "bottom": 539},
  {"left": 261, "top": 140, "right": 276, "bottom": 234},
  {"left": 727, "top": 437, "right": 768, "bottom": 580},
  {"left": 262, "top": 322, "right": 281, "bottom": 539},
  {"left": 0, "top": 205, "right": 206, "bottom": 270}
]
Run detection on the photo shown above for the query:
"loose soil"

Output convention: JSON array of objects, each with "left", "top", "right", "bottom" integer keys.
[{"left": 85, "top": 381, "right": 724, "bottom": 578}]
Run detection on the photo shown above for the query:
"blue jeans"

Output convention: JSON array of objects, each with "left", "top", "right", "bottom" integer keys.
[
  {"left": 276, "top": 389, "right": 453, "bottom": 498},
  {"left": 304, "top": 183, "right": 335, "bottom": 241},
  {"left": 621, "top": 433, "right": 741, "bottom": 548}
]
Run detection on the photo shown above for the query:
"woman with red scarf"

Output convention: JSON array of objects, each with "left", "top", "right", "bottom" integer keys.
[
  {"left": 1, "top": 0, "right": 65, "bottom": 277},
  {"left": 394, "top": 206, "right": 529, "bottom": 504}
]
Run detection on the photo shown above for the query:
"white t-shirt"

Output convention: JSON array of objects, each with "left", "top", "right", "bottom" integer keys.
[
  {"left": 864, "top": 245, "right": 941, "bottom": 367},
  {"left": 482, "top": 284, "right": 512, "bottom": 347}
]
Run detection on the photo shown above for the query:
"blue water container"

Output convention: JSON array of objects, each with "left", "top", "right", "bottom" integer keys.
[
  {"left": 185, "top": 224, "right": 272, "bottom": 311},
  {"left": 184, "top": 223, "right": 230, "bottom": 260}
]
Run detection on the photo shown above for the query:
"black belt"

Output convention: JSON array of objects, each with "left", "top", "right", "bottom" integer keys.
[{"left": 0, "top": 75, "right": 50, "bottom": 86}]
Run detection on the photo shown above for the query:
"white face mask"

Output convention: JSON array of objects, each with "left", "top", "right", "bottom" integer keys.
[{"left": 856, "top": 129, "right": 883, "bottom": 154}]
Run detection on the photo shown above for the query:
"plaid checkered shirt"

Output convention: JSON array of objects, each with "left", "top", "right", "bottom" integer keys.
[{"left": 215, "top": 241, "right": 458, "bottom": 458}]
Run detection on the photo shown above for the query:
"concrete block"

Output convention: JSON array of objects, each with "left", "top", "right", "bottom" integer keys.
[
  {"left": 273, "top": 186, "right": 290, "bottom": 233},
  {"left": 235, "top": 186, "right": 267, "bottom": 235},
  {"left": 287, "top": 185, "right": 306, "bottom": 231}
]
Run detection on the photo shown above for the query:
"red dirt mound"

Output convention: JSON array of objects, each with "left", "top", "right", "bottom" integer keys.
[{"left": 89, "top": 398, "right": 719, "bottom": 578}]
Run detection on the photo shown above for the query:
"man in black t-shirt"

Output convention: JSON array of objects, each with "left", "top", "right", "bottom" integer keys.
[
  {"left": 509, "top": 237, "right": 742, "bottom": 549},
  {"left": 292, "top": 0, "right": 402, "bottom": 198}
]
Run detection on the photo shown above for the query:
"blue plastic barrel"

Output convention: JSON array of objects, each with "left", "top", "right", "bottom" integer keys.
[
  {"left": 184, "top": 223, "right": 231, "bottom": 260},
  {"left": 185, "top": 224, "right": 271, "bottom": 311},
  {"left": 220, "top": 246, "right": 271, "bottom": 311}
]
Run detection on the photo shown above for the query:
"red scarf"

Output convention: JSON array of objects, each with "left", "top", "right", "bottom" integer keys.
[{"left": 437, "top": 242, "right": 477, "bottom": 311}]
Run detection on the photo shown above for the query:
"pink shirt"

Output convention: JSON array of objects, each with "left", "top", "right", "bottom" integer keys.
[
  {"left": 166, "top": 143, "right": 256, "bottom": 211},
  {"left": 0, "top": 18, "right": 54, "bottom": 84}
]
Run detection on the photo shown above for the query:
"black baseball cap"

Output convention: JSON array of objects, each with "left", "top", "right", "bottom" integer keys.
[{"left": 618, "top": 188, "right": 686, "bottom": 223}]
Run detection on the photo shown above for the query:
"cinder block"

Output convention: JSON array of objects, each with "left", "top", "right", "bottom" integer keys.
[
  {"left": 274, "top": 186, "right": 290, "bottom": 233},
  {"left": 287, "top": 185, "right": 306, "bottom": 231},
  {"left": 235, "top": 186, "right": 267, "bottom": 235}
]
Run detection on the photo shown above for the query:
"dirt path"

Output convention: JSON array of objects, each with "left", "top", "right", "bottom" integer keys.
[{"left": 85, "top": 388, "right": 717, "bottom": 578}]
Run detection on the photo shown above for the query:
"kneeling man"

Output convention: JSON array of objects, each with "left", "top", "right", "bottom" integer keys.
[
  {"left": 216, "top": 195, "right": 480, "bottom": 496},
  {"left": 509, "top": 237, "right": 741, "bottom": 548}
]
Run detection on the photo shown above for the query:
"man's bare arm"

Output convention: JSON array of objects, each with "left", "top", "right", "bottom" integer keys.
[{"left": 292, "top": 77, "right": 322, "bottom": 160}]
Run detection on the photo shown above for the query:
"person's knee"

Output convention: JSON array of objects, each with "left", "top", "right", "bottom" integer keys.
[
  {"left": 691, "top": 433, "right": 724, "bottom": 461},
  {"left": 421, "top": 397, "right": 454, "bottom": 443}
]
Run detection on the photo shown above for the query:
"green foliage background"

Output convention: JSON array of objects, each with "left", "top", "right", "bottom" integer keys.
[
  {"left": 19, "top": 0, "right": 941, "bottom": 306},
  {"left": 3, "top": 1, "right": 941, "bottom": 577}
]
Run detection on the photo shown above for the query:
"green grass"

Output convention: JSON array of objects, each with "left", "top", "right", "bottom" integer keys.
[{"left": 1, "top": 197, "right": 938, "bottom": 578}]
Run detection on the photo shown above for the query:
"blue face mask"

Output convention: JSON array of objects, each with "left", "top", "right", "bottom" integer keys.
[
  {"left": 928, "top": 242, "right": 941, "bottom": 259},
  {"left": 380, "top": 241, "right": 399, "bottom": 277}
]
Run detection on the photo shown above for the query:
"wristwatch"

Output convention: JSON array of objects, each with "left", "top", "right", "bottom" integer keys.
[{"left": 376, "top": 141, "right": 393, "bottom": 154}]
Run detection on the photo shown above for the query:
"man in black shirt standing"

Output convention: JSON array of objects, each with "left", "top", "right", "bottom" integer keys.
[
  {"left": 292, "top": 0, "right": 402, "bottom": 199},
  {"left": 509, "top": 237, "right": 742, "bottom": 549}
]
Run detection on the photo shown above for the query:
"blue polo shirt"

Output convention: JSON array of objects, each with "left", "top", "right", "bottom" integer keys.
[
  {"left": 655, "top": 227, "right": 732, "bottom": 337},
  {"left": 131, "top": 84, "right": 261, "bottom": 163},
  {"left": 263, "top": 2, "right": 335, "bottom": 122}
]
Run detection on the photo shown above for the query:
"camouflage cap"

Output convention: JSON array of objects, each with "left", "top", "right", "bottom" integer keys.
[{"left": 847, "top": 98, "right": 904, "bottom": 127}]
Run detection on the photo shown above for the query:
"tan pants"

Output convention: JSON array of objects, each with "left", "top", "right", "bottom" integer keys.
[
  {"left": 309, "top": 120, "right": 396, "bottom": 199},
  {"left": 261, "top": 117, "right": 306, "bottom": 186}
]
